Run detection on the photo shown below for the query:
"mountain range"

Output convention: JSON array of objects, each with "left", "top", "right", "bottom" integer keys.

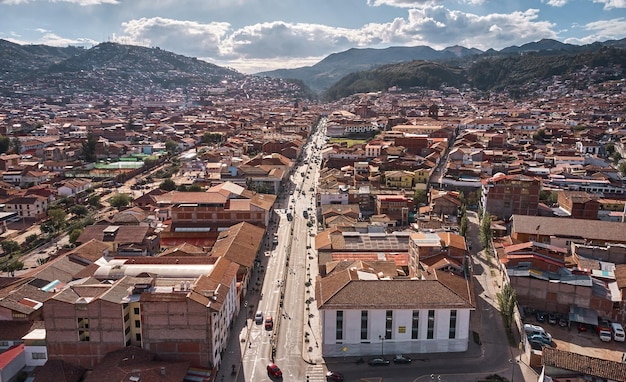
[
  {"left": 1, "top": 37, "right": 625, "bottom": 101},
  {"left": 258, "top": 38, "right": 626, "bottom": 94}
]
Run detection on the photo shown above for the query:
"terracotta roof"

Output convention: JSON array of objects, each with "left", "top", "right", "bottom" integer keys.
[
  {"left": 83, "top": 347, "right": 190, "bottom": 382},
  {"left": 317, "top": 275, "right": 474, "bottom": 311},
  {"left": 68, "top": 239, "right": 113, "bottom": 263},
  {"left": 512, "top": 215, "right": 626, "bottom": 243},
  {"left": 33, "top": 359, "right": 86, "bottom": 382},
  {"left": 210, "top": 222, "right": 264, "bottom": 268},
  {"left": 77, "top": 225, "right": 152, "bottom": 245},
  {"left": 542, "top": 347, "right": 626, "bottom": 381},
  {"left": 0, "top": 320, "right": 44, "bottom": 341}
]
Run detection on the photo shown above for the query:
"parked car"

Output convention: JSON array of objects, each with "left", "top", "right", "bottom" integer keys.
[
  {"left": 393, "top": 354, "right": 412, "bottom": 364},
  {"left": 548, "top": 313, "right": 557, "bottom": 325},
  {"left": 368, "top": 358, "right": 390, "bottom": 366},
  {"left": 265, "top": 315, "right": 273, "bottom": 330},
  {"left": 528, "top": 333, "right": 552, "bottom": 345},
  {"left": 325, "top": 371, "right": 344, "bottom": 381},
  {"left": 523, "top": 324, "right": 552, "bottom": 341},
  {"left": 267, "top": 363, "right": 282, "bottom": 378},
  {"left": 535, "top": 311, "right": 546, "bottom": 323},
  {"left": 558, "top": 317, "right": 568, "bottom": 327}
]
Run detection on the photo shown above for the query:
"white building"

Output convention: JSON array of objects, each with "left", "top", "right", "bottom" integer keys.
[
  {"left": 316, "top": 265, "right": 474, "bottom": 357},
  {"left": 23, "top": 329, "right": 47, "bottom": 367}
]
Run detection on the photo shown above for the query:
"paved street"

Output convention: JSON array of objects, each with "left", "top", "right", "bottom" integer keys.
[{"left": 215, "top": 120, "right": 540, "bottom": 381}]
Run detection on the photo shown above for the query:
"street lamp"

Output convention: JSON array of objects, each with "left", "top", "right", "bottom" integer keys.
[{"left": 379, "top": 335, "right": 385, "bottom": 357}]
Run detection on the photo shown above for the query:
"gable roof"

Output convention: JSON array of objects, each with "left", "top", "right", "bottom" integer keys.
[
  {"left": 316, "top": 274, "right": 474, "bottom": 311},
  {"left": 543, "top": 347, "right": 626, "bottom": 381}
]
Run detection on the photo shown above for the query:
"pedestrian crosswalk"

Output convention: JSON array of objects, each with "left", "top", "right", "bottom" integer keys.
[{"left": 305, "top": 364, "right": 325, "bottom": 381}]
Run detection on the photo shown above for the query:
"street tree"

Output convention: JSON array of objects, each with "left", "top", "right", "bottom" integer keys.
[
  {"left": 165, "top": 139, "right": 179, "bottom": 156},
  {"left": 69, "top": 228, "right": 84, "bottom": 244},
  {"left": 1, "top": 240, "right": 20, "bottom": 255},
  {"left": 81, "top": 133, "right": 98, "bottom": 163},
  {"left": 47, "top": 208, "right": 67, "bottom": 231},
  {"left": 109, "top": 193, "right": 132, "bottom": 208},
  {"left": 70, "top": 205, "right": 89, "bottom": 217},
  {"left": 460, "top": 214, "right": 469, "bottom": 238},
  {"left": 479, "top": 213, "right": 492, "bottom": 248},
  {"left": 159, "top": 179, "right": 177, "bottom": 191},
  {"left": 0, "top": 135, "right": 10, "bottom": 154},
  {"left": 496, "top": 283, "right": 517, "bottom": 333}
]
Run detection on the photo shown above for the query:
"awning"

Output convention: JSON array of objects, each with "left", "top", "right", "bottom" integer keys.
[{"left": 568, "top": 306, "right": 598, "bottom": 326}]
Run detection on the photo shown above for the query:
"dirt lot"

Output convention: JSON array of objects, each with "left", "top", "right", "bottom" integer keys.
[{"left": 538, "top": 321, "right": 626, "bottom": 361}]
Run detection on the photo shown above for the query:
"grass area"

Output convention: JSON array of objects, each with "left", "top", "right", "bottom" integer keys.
[{"left": 328, "top": 138, "right": 368, "bottom": 147}]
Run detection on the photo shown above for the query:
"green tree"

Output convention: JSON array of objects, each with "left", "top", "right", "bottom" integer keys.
[
  {"left": 413, "top": 189, "right": 428, "bottom": 206},
  {"left": 539, "top": 190, "right": 558, "bottom": 205},
  {"left": 87, "top": 194, "right": 101, "bottom": 207},
  {"left": 70, "top": 205, "right": 89, "bottom": 217},
  {"left": 69, "top": 228, "right": 84, "bottom": 244},
  {"left": 176, "top": 184, "right": 188, "bottom": 192},
  {"left": 0, "top": 135, "right": 10, "bottom": 154},
  {"left": 81, "top": 132, "right": 98, "bottom": 162},
  {"left": 202, "top": 132, "right": 224, "bottom": 145},
  {"left": 0, "top": 259, "right": 24, "bottom": 277},
  {"left": 460, "top": 214, "right": 469, "bottom": 238},
  {"left": 47, "top": 208, "right": 67, "bottom": 232},
  {"left": 479, "top": 213, "right": 492, "bottom": 249},
  {"left": 1, "top": 240, "right": 20, "bottom": 255},
  {"left": 165, "top": 139, "right": 179, "bottom": 156},
  {"left": 11, "top": 137, "right": 21, "bottom": 154},
  {"left": 109, "top": 193, "right": 132, "bottom": 208},
  {"left": 159, "top": 179, "right": 177, "bottom": 191},
  {"left": 496, "top": 283, "right": 517, "bottom": 333},
  {"left": 188, "top": 184, "right": 203, "bottom": 192}
]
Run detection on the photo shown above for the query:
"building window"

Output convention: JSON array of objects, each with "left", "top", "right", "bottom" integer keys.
[
  {"left": 32, "top": 352, "right": 47, "bottom": 360},
  {"left": 336, "top": 311, "right": 343, "bottom": 341},
  {"left": 449, "top": 310, "right": 457, "bottom": 339},
  {"left": 0, "top": 341, "right": 9, "bottom": 347},
  {"left": 361, "top": 311, "right": 368, "bottom": 340},
  {"left": 77, "top": 317, "right": 90, "bottom": 342},
  {"left": 385, "top": 310, "right": 393, "bottom": 340},
  {"left": 135, "top": 333, "right": 141, "bottom": 342},
  {"left": 427, "top": 310, "right": 435, "bottom": 339},
  {"left": 134, "top": 307, "right": 140, "bottom": 315},
  {"left": 411, "top": 310, "right": 419, "bottom": 339},
  {"left": 134, "top": 320, "right": 141, "bottom": 328}
]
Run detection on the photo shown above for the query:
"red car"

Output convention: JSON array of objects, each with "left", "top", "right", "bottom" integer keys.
[
  {"left": 267, "top": 363, "right": 282, "bottom": 378},
  {"left": 265, "top": 315, "right": 274, "bottom": 330}
]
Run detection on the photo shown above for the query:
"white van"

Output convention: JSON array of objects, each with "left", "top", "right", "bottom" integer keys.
[
  {"left": 610, "top": 323, "right": 625, "bottom": 342},
  {"left": 523, "top": 323, "right": 552, "bottom": 341}
]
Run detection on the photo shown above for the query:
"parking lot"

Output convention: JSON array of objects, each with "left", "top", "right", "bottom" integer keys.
[{"left": 527, "top": 315, "right": 626, "bottom": 362}]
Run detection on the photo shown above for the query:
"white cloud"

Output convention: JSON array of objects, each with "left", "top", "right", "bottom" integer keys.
[
  {"left": 367, "top": 0, "right": 487, "bottom": 6},
  {"left": 544, "top": 0, "right": 568, "bottom": 6},
  {"left": 119, "top": 17, "right": 231, "bottom": 58},
  {"left": 592, "top": 0, "right": 626, "bottom": 9},
  {"left": 5, "top": 31, "right": 97, "bottom": 46},
  {"left": 565, "top": 17, "right": 626, "bottom": 44},
  {"left": 2, "top": 0, "right": 118, "bottom": 4},
  {"left": 112, "top": 6, "right": 559, "bottom": 71}
]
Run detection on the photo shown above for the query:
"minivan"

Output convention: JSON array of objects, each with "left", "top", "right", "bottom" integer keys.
[
  {"left": 524, "top": 324, "right": 552, "bottom": 341},
  {"left": 610, "top": 323, "right": 625, "bottom": 342}
]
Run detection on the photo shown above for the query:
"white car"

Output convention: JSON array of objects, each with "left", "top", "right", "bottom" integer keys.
[{"left": 255, "top": 311, "right": 263, "bottom": 324}]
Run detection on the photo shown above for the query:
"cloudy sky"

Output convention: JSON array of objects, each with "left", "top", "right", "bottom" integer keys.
[{"left": 1, "top": 0, "right": 625, "bottom": 74}]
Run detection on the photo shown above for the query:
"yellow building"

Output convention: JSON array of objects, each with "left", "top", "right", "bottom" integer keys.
[{"left": 384, "top": 170, "right": 414, "bottom": 189}]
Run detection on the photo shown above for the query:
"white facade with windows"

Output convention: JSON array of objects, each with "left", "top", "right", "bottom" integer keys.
[{"left": 320, "top": 308, "right": 471, "bottom": 357}]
